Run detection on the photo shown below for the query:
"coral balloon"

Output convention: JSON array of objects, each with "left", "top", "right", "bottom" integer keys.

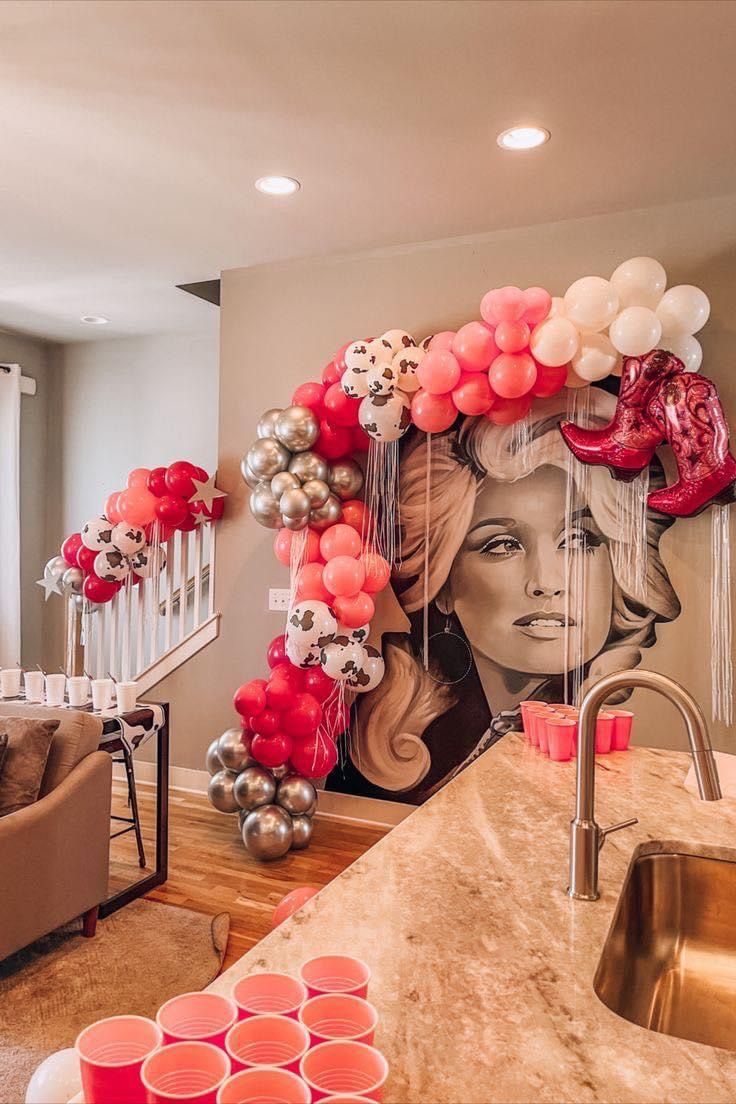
[
  {"left": 234, "top": 679, "right": 268, "bottom": 718},
  {"left": 427, "top": 331, "right": 456, "bottom": 351},
  {"left": 283, "top": 692, "right": 323, "bottom": 738},
  {"left": 361, "top": 550, "right": 391, "bottom": 593},
  {"left": 251, "top": 708, "right": 282, "bottom": 737},
  {"left": 302, "top": 666, "right": 335, "bottom": 703},
  {"left": 295, "top": 562, "right": 332, "bottom": 604},
  {"left": 104, "top": 492, "right": 123, "bottom": 525},
  {"left": 292, "top": 381, "right": 326, "bottom": 420},
  {"left": 480, "top": 286, "right": 526, "bottom": 325},
  {"left": 118, "top": 486, "right": 157, "bottom": 526},
  {"left": 61, "top": 532, "right": 84, "bottom": 567},
  {"left": 531, "top": 362, "right": 567, "bottom": 398},
  {"left": 82, "top": 573, "right": 119, "bottom": 603},
  {"left": 451, "top": 322, "right": 498, "bottom": 373},
  {"left": 127, "top": 467, "right": 151, "bottom": 489},
  {"left": 319, "top": 523, "right": 361, "bottom": 561},
  {"left": 273, "top": 528, "right": 322, "bottom": 567},
  {"left": 522, "top": 287, "right": 552, "bottom": 326},
  {"left": 314, "top": 420, "right": 353, "bottom": 461},
  {"left": 165, "top": 460, "right": 199, "bottom": 499},
  {"left": 323, "top": 555, "right": 365, "bottom": 598},
  {"left": 267, "top": 635, "right": 287, "bottom": 669},
  {"left": 489, "top": 353, "right": 537, "bottom": 399},
  {"left": 270, "top": 886, "right": 320, "bottom": 930},
  {"left": 341, "top": 500, "right": 371, "bottom": 534},
  {"left": 333, "top": 591, "right": 375, "bottom": 628},
  {"left": 266, "top": 679, "right": 296, "bottom": 712},
  {"left": 452, "top": 373, "right": 494, "bottom": 416},
  {"left": 323, "top": 384, "right": 360, "bottom": 427},
  {"left": 417, "top": 350, "right": 461, "bottom": 395},
  {"left": 411, "top": 390, "right": 457, "bottom": 433},
  {"left": 486, "top": 394, "right": 532, "bottom": 425},
  {"left": 494, "top": 319, "right": 531, "bottom": 354},
  {"left": 147, "top": 466, "right": 168, "bottom": 497},
  {"left": 252, "top": 731, "right": 293, "bottom": 769},
  {"left": 290, "top": 733, "right": 338, "bottom": 779}
]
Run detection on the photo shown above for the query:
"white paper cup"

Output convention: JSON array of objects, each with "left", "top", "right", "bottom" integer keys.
[
  {"left": 45, "top": 673, "right": 66, "bottom": 706},
  {"left": 0, "top": 668, "right": 22, "bottom": 697},
  {"left": 67, "top": 675, "right": 89, "bottom": 708},
  {"left": 91, "top": 678, "right": 114, "bottom": 711},
  {"left": 115, "top": 681, "right": 138, "bottom": 713},
  {"left": 24, "top": 670, "right": 45, "bottom": 702}
]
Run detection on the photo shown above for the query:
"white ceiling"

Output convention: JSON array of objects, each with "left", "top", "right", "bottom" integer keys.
[{"left": 1, "top": 0, "right": 736, "bottom": 342}]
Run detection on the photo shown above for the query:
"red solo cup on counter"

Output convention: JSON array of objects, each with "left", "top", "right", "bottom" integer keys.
[
  {"left": 217, "top": 1067, "right": 310, "bottom": 1104},
  {"left": 519, "top": 701, "right": 539, "bottom": 742},
  {"left": 546, "top": 717, "right": 576, "bottom": 762},
  {"left": 141, "top": 1041, "right": 230, "bottom": 1104},
  {"left": 595, "top": 711, "right": 615, "bottom": 754},
  {"left": 225, "top": 1014, "right": 309, "bottom": 1074},
  {"left": 300, "top": 1040, "right": 388, "bottom": 1103},
  {"left": 608, "top": 709, "right": 634, "bottom": 751},
  {"left": 232, "top": 972, "right": 307, "bottom": 1020},
  {"left": 300, "top": 956, "right": 371, "bottom": 1000},
  {"left": 525, "top": 704, "right": 548, "bottom": 749},
  {"left": 320, "top": 1098, "right": 373, "bottom": 1104},
  {"left": 299, "top": 993, "right": 378, "bottom": 1047},
  {"left": 157, "top": 992, "right": 238, "bottom": 1048},
  {"left": 538, "top": 709, "right": 562, "bottom": 755},
  {"left": 76, "top": 1014, "right": 163, "bottom": 1104}
]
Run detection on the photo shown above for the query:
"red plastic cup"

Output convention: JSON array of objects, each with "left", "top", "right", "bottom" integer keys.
[
  {"left": 76, "top": 1014, "right": 163, "bottom": 1104},
  {"left": 157, "top": 992, "right": 238, "bottom": 1048},
  {"left": 609, "top": 709, "right": 634, "bottom": 751},
  {"left": 519, "top": 701, "right": 538, "bottom": 742},
  {"left": 546, "top": 717, "right": 576, "bottom": 762},
  {"left": 216, "top": 1067, "right": 310, "bottom": 1104},
  {"left": 232, "top": 973, "right": 307, "bottom": 1020},
  {"left": 301, "top": 1041, "right": 388, "bottom": 1103},
  {"left": 225, "top": 1014, "right": 309, "bottom": 1074},
  {"left": 299, "top": 957, "right": 370, "bottom": 1000},
  {"left": 538, "top": 709, "right": 561, "bottom": 755},
  {"left": 299, "top": 994, "right": 378, "bottom": 1047},
  {"left": 141, "top": 1041, "right": 231, "bottom": 1104},
  {"left": 319, "top": 1098, "right": 372, "bottom": 1104},
  {"left": 595, "top": 711, "right": 615, "bottom": 754}
]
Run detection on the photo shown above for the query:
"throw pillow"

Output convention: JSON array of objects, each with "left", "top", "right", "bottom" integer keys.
[{"left": 0, "top": 718, "right": 60, "bottom": 817}]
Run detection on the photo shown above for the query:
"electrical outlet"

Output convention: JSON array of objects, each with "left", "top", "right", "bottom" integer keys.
[{"left": 268, "top": 588, "right": 291, "bottom": 612}]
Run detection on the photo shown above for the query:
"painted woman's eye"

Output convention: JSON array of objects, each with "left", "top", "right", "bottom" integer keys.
[
  {"left": 559, "top": 527, "right": 602, "bottom": 553},
  {"left": 479, "top": 534, "right": 523, "bottom": 557}
]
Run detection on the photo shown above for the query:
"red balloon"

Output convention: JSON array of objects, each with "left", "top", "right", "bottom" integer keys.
[
  {"left": 104, "top": 492, "right": 123, "bottom": 525},
  {"left": 233, "top": 678, "right": 268, "bottom": 718},
  {"left": 155, "top": 495, "right": 189, "bottom": 526},
  {"left": 270, "top": 886, "right": 320, "bottom": 931},
  {"left": 333, "top": 591, "right": 375, "bottom": 628},
  {"left": 341, "top": 500, "right": 371, "bottom": 534},
  {"left": 486, "top": 394, "right": 533, "bottom": 425},
  {"left": 323, "top": 384, "right": 360, "bottom": 428},
  {"left": 251, "top": 707, "right": 282, "bottom": 737},
  {"left": 191, "top": 497, "right": 224, "bottom": 522},
  {"left": 314, "top": 420, "right": 353, "bottom": 461},
  {"left": 252, "top": 731, "right": 293, "bottom": 769},
  {"left": 411, "top": 390, "right": 457, "bottom": 433},
  {"left": 270, "top": 661, "right": 306, "bottom": 691},
  {"left": 351, "top": 425, "right": 372, "bottom": 452},
  {"left": 322, "top": 699, "right": 351, "bottom": 735},
  {"left": 295, "top": 562, "right": 332, "bottom": 604},
  {"left": 127, "top": 467, "right": 152, "bottom": 489},
  {"left": 323, "top": 555, "right": 365, "bottom": 598},
  {"left": 302, "top": 667, "right": 335, "bottom": 703},
  {"left": 531, "top": 362, "right": 567, "bottom": 398},
  {"left": 292, "top": 381, "right": 326, "bottom": 420},
  {"left": 61, "top": 532, "right": 84, "bottom": 568},
  {"left": 289, "top": 733, "right": 338, "bottom": 779},
  {"left": 319, "top": 524, "right": 361, "bottom": 561},
  {"left": 489, "top": 353, "right": 537, "bottom": 399},
  {"left": 118, "top": 486, "right": 157, "bottom": 526},
  {"left": 178, "top": 510, "right": 199, "bottom": 532},
  {"left": 273, "top": 528, "right": 322, "bottom": 567},
  {"left": 267, "top": 635, "right": 287, "bottom": 669},
  {"left": 283, "top": 692, "right": 323, "bottom": 738},
  {"left": 147, "top": 467, "right": 168, "bottom": 497},
  {"left": 361, "top": 551, "right": 390, "bottom": 593},
  {"left": 321, "top": 359, "right": 343, "bottom": 386},
  {"left": 145, "top": 519, "right": 176, "bottom": 543},
  {"left": 332, "top": 342, "right": 351, "bottom": 376},
  {"left": 452, "top": 373, "right": 494, "bottom": 416},
  {"left": 83, "top": 573, "right": 118, "bottom": 604},
  {"left": 77, "top": 545, "right": 98, "bottom": 575},
  {"left": 266, "top": 679, "right": 296, "bottom": 712},
  {"left": 165, "top": 460, "right": 198, "bottom": 499}
]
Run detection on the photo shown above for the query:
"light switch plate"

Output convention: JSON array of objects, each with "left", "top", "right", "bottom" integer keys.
[{"left": 268, "top": 588, "right": 291, "bottom": 612}]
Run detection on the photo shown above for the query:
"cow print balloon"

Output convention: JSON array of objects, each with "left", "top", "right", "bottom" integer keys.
[
  {"left": 366, "top": 361, "right": 398, "bottom": 398},
  {"left": 358, "top": 392, "right": 411, "bottom": 442},
  {"left": 285, "top": 637, "right": 322, "bottom": 669},
  {"left": 339, "top": 622, "right": 369, "bottom": 645},
  {"left": 286, "top": 600, "right": 338, "bottom": 650},
  {"left": 81, "top": 516, "right": 114, "bottom": 552},
  {"left": 111, "top": 522, "right": 146, "bottom": 556},
  {"left": 393, "top": 345, "right": 425, "bottom": 394},
  {"left": 346, "top": 644, "right": 385, "bottom": 693},
  {"left": 130, "top": 544, "right": 167, "bottom": 578},
  {"left": 320, "top": 639, "right": 365, "bottom": 681},
  {"left": 379, "top": 329, "right": 415, "bottom": 356},
  {"left": 341, "top": 340, "right": 372, "bottom": 399},
  {"left": 94, "top": 549, "right": 131, "bottom": 582}
]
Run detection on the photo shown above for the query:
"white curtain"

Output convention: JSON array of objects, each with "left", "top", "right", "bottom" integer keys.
[{"left": 0, "top": 365, "right": 21, "bottom": 666}]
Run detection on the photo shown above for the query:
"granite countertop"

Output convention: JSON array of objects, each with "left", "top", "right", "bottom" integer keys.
[{"left": 208, "top": 736, "right": 736, "bottom": 1103}]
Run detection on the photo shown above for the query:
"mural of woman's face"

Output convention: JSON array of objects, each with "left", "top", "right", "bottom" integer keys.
[{"left": 448, "top": 465, "right": 614, "bottom": 677}]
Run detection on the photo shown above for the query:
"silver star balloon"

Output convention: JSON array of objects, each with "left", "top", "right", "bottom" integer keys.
[
  {"left": 188, "top": 473, "right": 227, "bottom": 512},
  {"left": 36, "top": 561, "right": 66, "bottom": 601}
]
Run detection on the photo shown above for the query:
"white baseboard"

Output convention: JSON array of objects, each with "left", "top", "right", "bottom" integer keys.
[{"left": 113, "top": 761, "right": 412, "bottom": 828}]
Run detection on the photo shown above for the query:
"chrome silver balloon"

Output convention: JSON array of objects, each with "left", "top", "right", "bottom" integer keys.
[
  {"left": 257, "top": 408, "right": 283, "bottom": 439},
  {"left": 304, "top": 795, "right": 318, "bottom": 817},
  {"left": 46, "top": 554, "right": 68, "bottom": 580},
  {"left": 283, "top": 512, "right": 310, "bottom": 531},
  {"left": 290, "top": 814, "right": 314, "bottom": 850},
  {"left": 280, "top": 487, "right": 311, "bottom": 519},
  {"left": 301, "top": 479, "right": 331, "bottom": 508},
  {"left": 328, "top": 460, "right": 364, "bottom": 501},
  {"left": 61, "top": 566, "right": 84, "bottom": 595},
  {"left": 234, "top": 766, "right": 277, "bottom": 811},
  {"left": 271, "top": 471, "right": 300, "bottom": 499},
  {"left": 288, "top": 451, "right": 329, "bottom": 484},
  {"left": 247, "top": 438, "right": 291, "bottom": 480},
  {"left": 205, "top": 737, "right": 223, "bottom": 775},
  {"left": 242, "top": 804, "right": 293, "bottom": 861},
  {"left": 217, "top": 727, "right": 253, "bottom": 772},
  {"left": 276, "top": 775, "right": 317, "bottom": 816},
  {"left": 274, "top": 405, "right": 320, "bottom": 453},
  {"left": 309, "top": 494, "right": 343, "bottom": 531},
  {"left": 250, "top": 482, "right": 283, "bottom": 529},
  {"left": 271, "top": 765, "right": 289, "bottom": 781},
  {"left": 240, "top": 456, "right": 262, "bottom": 489},
  {"left": 207, "top": 769, "right": 240, "bottom": 814}
]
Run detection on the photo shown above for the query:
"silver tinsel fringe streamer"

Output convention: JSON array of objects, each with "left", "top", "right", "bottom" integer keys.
[{"left": 710, "top": 503, "right": 733, "bottom": 726}]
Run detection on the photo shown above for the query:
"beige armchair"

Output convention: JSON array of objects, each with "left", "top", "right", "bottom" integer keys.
[{"left": 0, "top": 705, "right": 112, "bottom": 960}]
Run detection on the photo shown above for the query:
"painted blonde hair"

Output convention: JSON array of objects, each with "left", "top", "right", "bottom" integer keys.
[{"left": 353, "top": 391, "right": 680, "bottom": 794}]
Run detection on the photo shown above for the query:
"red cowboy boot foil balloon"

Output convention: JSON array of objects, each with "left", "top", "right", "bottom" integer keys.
[
  {"left": 647, "top": 373, "right": 736, "bottom": 517},
  {"left": 560, "top": 350, "right": 683, "bottom": 480}
]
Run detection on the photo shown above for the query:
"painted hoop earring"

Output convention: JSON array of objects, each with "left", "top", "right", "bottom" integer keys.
[{"left": 425, "top": 615, "right": 474, "bottom": 686}]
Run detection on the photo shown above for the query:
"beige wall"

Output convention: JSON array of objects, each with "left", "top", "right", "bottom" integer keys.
[{"left": 160, "top": 193, "right": 736, "bottom": 775}]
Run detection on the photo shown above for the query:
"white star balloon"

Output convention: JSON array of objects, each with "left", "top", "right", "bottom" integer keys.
[{"left": 188, "top": 473, "right": 226, "bottom": 512}]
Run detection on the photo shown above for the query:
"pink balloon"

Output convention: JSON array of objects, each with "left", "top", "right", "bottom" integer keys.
[
  {"left": 522, "top": 287, "right": 552, "bottom": 326},
  {"left": 411, "top": 390, "right": 457, "bottom": 433},
  {"left": 319, "top": 523, "right": 362, "bottom": 561},
  {"left": 127, "top": 467, "right": 152, "bottom": 489},
  {"left": 486, "top": 394, "right": 532, "bottom": 425},
  {"left": 416, "top": 350, "right": 461, "bottom": 395},
  {"left": 117, "top": 486, "right": 158, "bottom": 526},
  {"left": 494, "top": 320, "right": 531, "bottom": 354},
  {"left": 270, "top": 886, "right": 320, "bottom": 931},
  {"left": 323, "top": 555, "right": 365, "bottom": 598},
  {"left": 274, "top": 529, "right": 322, "bottom": 567},
  {"left": 333, "top": 591, "right": 375, "bottom": 628},
  {"left": 295, "top": 562, "right": 332, "bottom": 604},
  {"left": 452, "top": 373, "right": 494, "bottom": 416},
  {"left": 480, "top": 286, "right": 526, "bottom": 326},
  {"left": 489, "top": 353, "right": 537, "bottom": 399},
  {"left": 451, "top": 321, "right": 498, "bottom": 373},
  {"left": 361, "top": 550, "right": 391, "bottom": 593},
  {"left": 428, "top": 331, "right": 456, "bottom": 351}
]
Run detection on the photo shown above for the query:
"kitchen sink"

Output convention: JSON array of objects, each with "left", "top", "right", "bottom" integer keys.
[{"left": 594, "top": 845, "right": 736, "bottom": 1052}]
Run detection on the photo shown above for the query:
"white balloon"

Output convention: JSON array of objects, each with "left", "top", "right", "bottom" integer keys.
[
  {"left": 93, "top": 549, "right": 131, "bottom": 582},
  {"left": 111, "top": 522, "right": 146, "bottom": 555},
  {"left": 529, "top": 317, "right": 579, "bottom": 367},
  {"left": 81, "top": 516, "right": 114, "bottom": 552},
  {"left": 571, "top": 332, "right": 620, "bottom": 382},
  {"left": 366, "top": 360, "right": 398, "bottom": 397},
  {"left": 563, "top": 276, "right": 619, "bottom": 333},
  {"left": 286, "top": 600, "right": 337, "bottom": 649},
  {"left": 358, "top": 392, "right": 411, "bottom": 442},
  {"left": 379, "top": 328, "right": 415, "bottom": 355},
  {"left": 320, "top": 639, "right": 365, "bottom": 681},
  {"left": 659, "top": 330, "right": 703, "bottom": 372},
  {"left": 565, "top": 365, "right": 590, "bottom": 389},
  {"left": 609, "top": 307, "right": 662, "bottom": 356},
  {"left": 341, "top": 340, "right": 372, "bottom": 398},
  {"left": 547, "top": 296, "right": 567, "bottom": 319},
  {"left": 610, "top": 256, "right": 667, "bottom": 310},
  {"left": 25, "top": 1049, "right": 81, "bottom": 1104},
  {"left": 392, "top": 345, "right": 424, "bottom": 393},
  {"left": 656, "top": 285, "right": 710, "bottom": 335}
]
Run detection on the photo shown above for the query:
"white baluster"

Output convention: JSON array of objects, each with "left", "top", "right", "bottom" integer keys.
[
  {"left": 136, "top": 579, "right": 145, "bottom": 676},
  {"left": 164, "top": 534, "right": 175, "bottom": 651},
  {"left": 193, "top": 525, "right": 203, "bottom": 628},
  {"left": 179, "top": 531, "right": 189, "bottom": 643},
  {"left": 208, "top": 525, "right": 216, "bottom": 618},
  {"left": 121, "top": 583, "right": 131, "bottom": 683},
  {"left": 109, "top": 592, "right": 119, "bottom": 680},
  {"left": 96, "top": 602, "right": 105, "bottom": 679}
]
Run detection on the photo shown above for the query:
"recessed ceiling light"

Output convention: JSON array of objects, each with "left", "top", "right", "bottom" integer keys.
[
  {"left": 254, "top": 175, "right": 301, "bottom": 196},
  {"left": 80, "top": 315, "right": 109, "bottom": 325},
  {"left": 497, "top": 126, "right": 550, "bottom": 151}
]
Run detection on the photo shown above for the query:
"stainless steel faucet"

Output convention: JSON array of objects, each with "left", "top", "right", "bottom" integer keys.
[{"left": 568, "top": 669, "right": 722, "bottom": 901}]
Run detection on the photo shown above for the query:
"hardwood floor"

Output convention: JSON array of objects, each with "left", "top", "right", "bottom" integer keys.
[{"left": 109, "top": 784, "right": 388, "bottom": 971}]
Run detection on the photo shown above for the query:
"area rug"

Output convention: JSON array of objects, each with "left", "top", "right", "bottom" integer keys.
[{"left": 0, "top": 900, "right": 230, "bottom": 1104}]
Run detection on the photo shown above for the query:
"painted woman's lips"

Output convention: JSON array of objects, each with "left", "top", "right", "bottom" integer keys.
[{"left": 513, "top": 612, "right": 575, "bottom": 627}]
